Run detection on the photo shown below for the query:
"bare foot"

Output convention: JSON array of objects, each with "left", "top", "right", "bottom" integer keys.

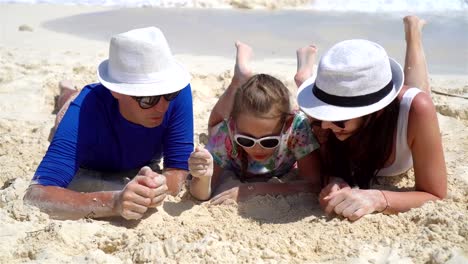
[
  {"left": 49, "top": 80, "right": 78, "bottom": 141},
  {"left": 57, "top": 80, "right": 77, "bottom": 111},
  {"left": 403, "top": 15, "right": 430, "bottom": 94},
  {"left": 294, "top": 44, "right": 318, "bottom": 88},
  {"left": 403, "top": 15, "right": 426, "bottom": 43},
  {"left": 232, "top": 41, "right": 253, "bottom": 87}
]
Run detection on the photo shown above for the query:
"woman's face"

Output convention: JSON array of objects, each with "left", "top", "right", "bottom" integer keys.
[
  {"left": 234, "top": 113, "right": 283, "bottom": 162},
  {"left": 313, "top": 117, "right": 365, "bottom": 141}
]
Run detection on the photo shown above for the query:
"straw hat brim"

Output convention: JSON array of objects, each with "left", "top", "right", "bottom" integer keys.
[
  {"left": 97, "top": 59, "right": 191, "bottom": 96},
  {"left": 297, "top": 58, "right": 404, "bottom": 121}
]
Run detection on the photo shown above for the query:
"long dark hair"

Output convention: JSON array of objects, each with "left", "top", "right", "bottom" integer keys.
[
  {"left": 230, "top": 74, "right": 291, "bottom": 182},
  {"left": 323, "top": 98, "right": 400, "bottom": 188}
]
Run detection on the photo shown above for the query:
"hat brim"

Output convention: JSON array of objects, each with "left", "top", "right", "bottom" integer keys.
[
  {"left": 97, "top": 59, "right": 191, "bottom": 96},
  {"left": 297, "top": 58, "right": 404, "bottom": 121}
]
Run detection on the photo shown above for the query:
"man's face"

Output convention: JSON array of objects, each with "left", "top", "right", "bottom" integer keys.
[{"left": 113, "top": 93, "right": 171, "bottom": 128}]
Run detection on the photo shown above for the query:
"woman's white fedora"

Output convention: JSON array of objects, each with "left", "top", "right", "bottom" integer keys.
[
  {"left": 297, "top": 39, "right": 404, "bottom": 121},
  {"left": 97, "top": 27, "right": 190, "bottom": 96}
]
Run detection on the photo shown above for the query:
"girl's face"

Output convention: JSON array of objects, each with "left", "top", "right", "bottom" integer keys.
[
  {"left": 313, "top": 117, "right": 365, "bottom": 141},
  {"left": 234, "top": 112, "right": 283, "bottom": 162}
]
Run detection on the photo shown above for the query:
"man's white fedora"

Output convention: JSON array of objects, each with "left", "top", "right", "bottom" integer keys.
[
  {"left": 97, "top": 27, "right": 190, "bottom": 96},
  {"left": 297, "top": 39, "right": 404, "bottom": 121}
]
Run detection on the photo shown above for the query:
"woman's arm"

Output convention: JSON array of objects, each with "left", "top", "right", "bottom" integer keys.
[{"left": 390, "top": 91, "right": 447, "bottom": 208}]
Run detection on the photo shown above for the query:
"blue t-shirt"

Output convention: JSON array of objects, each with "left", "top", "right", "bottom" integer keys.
[{"left": 33, "top": 83, "right": 194, "bottom": 187}]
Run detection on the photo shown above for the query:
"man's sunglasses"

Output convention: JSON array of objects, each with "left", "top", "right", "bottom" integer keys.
[
  {"left": 131, "top": 90, "right": 181, "bottom": 109},
  {"left": 311, "top": 119, "right": 349, "bottom": 129},
  {"left": 234, "top": 134, "right": 281, "bottom": 149}
]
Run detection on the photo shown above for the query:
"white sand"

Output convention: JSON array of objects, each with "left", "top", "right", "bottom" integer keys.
[{"left": 0, "top": 4, "right": 467, "bottom": 263}]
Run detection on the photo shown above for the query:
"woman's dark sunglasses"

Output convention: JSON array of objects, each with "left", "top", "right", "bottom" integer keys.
[
  {"left": 311, "top": 119, "right": 349, "bottom": 129},
  {"left": 131, "top": 90, "right": 181, "bottom": 109},
  {"left": 234, "top": 134, "right": 281, "bottom": 149}
]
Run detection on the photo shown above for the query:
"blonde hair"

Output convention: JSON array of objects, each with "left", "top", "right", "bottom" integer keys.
[{"left": 231, "top": 74, "right": 291, "bottom": 122}]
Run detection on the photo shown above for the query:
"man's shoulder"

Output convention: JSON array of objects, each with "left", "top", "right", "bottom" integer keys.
[
  {"left": 81, "top": 83, "right": 107, "bottom": 95},
  {"left": 74, "top": 83, "right": 111, "bottom": 105}
]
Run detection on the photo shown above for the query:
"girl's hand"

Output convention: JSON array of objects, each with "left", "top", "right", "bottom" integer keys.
[
  {"left": 188, "top": 147, "right": 213, "bottom": 179},
  {"left": 323, "top": 188, "right": 387, "bottom": 221},
  {"left": 210, "top": 184, "right": 255, "bottom": 205},
  {"left": 318, "top": 177, "right": 350, "bottom": 209}
]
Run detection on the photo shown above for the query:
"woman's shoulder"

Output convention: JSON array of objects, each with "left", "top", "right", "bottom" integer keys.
[
  {"left": 404, "top": 88, "right": 439, "bottom": 145},
  {"left": 407, "top": 89, "right": 436, "bottom": 119},
  {"left": 398, "top": 86, "right": 435, "bottom": 116}
]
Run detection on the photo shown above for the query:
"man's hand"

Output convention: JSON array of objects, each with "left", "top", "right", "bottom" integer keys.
[
  {"left": 115, "top": 166, "right": 168, "bottom": 220},
  {"left": 189, "top": 147, "right": 213, "bottom": 179}
]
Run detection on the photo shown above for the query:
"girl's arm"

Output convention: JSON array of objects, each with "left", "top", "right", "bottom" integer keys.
[
  {"left": 210, "top": 180, "right": 319, "bottom": 205},
  {"left": 190, "top": 164, "right": 223, "bottom": 201},
  {"left": 210, "top": 153, "right": 322, "bottom": 205}
]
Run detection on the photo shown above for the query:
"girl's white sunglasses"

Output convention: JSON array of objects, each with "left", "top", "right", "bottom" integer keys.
[{"left": 234, "top": 134, "right": 281, "bottom": 149}]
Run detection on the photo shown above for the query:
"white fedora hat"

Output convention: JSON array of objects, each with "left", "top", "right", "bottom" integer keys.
[
  {"left": 297, "top": 39, "right": 404, "bottom": 121},
  {"left": 97, "top": 27, "right": 190, "bottom": 96}
]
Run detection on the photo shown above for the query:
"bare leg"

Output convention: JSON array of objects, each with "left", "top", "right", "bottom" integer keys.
[
  {"left": 48, "top": 80, "right": 79, "bottom": 141},
  {"left": 294, "top": 44, "right": 318, "bottom": 88},
  {"left": 208, "top": 41, "right": 254, "bottom": 128},
  {"left": 232, "top": 41, "right": 254, "bottom": 87},
  {"left": 295, "top": 45, "right": 329, "bottom": 144},
  {"left": 403, "top": 16, "right": 430, "bottom": 94}
]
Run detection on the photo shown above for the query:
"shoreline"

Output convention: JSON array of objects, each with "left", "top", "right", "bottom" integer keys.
[{"left": 2, "top": 3, "right": 467, "bottom": 75}]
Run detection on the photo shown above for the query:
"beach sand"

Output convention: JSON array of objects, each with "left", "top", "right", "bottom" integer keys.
[{"left": 0, "top": 3, "right": 467, "bottom": 263}]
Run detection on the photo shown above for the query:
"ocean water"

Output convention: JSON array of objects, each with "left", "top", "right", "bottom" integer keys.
[
  {"left": 1, "top": 0, "right": 467, "bottom": 74},
  {"left": 0, "top": 0, "right": 467, "bottom": 12}
]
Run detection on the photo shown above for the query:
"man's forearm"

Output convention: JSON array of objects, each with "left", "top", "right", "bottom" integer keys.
[
  {"left": 24, "top": 185, "right": 119, "bottom": 220},
  {"left": 163, "top": 168, "right": 189, "bottom": 195}
]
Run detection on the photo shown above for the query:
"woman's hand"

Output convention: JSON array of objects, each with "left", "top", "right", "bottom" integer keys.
[
  {"left": 323, "top": 188, "right": 387, "bottom": 221},
  {"left": 318, "top": 177, "right": 350, "bottom": 209}
]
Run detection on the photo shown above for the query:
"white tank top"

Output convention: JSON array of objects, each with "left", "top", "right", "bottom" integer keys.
[{"left": 377, "top": 88, "right": 421, "bottom": 176}]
